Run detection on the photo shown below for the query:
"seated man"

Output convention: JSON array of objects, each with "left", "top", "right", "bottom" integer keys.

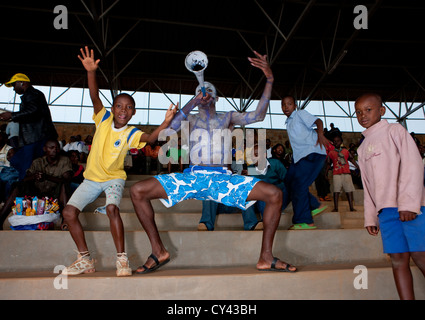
[
  {"left": 249, "top": 144, "right": 290, "bottom": 218},
  {"left": 199, "top": 200, "right": 263, "bottom": 231},
  {"left": 130, "top": 52, "right": 296, "bottom": 273},
  {"left": 0, "top": 140, "right": 73, "bottom": 230}
]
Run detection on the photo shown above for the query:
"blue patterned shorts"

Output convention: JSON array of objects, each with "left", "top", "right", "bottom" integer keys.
[{"left": 154, "top": 166, "right": 260, "bottom": 210}]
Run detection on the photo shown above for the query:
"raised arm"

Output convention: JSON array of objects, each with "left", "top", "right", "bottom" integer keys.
[
  {"left": 167, "top": 93, "right": 212, "bottom": 131},
  {"left": 140, "top": 103, "right": 178, "bottom": 144},
  {"left": 230, "top": 51, "right": 273, "bottom": 126},
  {"left": 78, "top": 46, "right": 102, "bottom": 115}
]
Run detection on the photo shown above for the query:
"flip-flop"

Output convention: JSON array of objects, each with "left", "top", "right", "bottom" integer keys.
[
  {"left": 311, "top": 205, "right": 328, "bottom": 217},
  {"left": 289, "top": 223, "right": 317, "bottom": 230},
  {"left": 136, "top": 253, "right": 170, "bottom": 274},
  {"left": 258, "top": 257, "right": 297, "bottom": 273}
]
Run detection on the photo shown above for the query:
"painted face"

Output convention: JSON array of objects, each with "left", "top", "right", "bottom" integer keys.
[
  {"left": 111, "top": 95, "right": 136, "bottom": 128},
  {"left": 195, "top": 82, "right": 217, "bottom": 100},
  {"left": 354, "top": 95, "right": 385, "bottom": 129},
  {"left": 281, "top": 97, "right": 297, "bottom": 117}
]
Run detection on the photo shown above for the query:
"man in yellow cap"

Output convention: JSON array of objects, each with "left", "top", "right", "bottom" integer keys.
[
  {"left": 1, "top": 73, "right": 58, "bottom": 180},
  {"left": 4, "top": 73, "right": 31, "bottom": 93}
]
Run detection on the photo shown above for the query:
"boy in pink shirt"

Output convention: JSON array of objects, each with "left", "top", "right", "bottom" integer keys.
[{"left": 355, "top": 93, "right": 425, "bottom": 300}]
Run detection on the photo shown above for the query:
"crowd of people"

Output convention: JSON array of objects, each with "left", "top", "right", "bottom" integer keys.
[{"left": 0, "top": 46, "right": 424, "bottom": 299}]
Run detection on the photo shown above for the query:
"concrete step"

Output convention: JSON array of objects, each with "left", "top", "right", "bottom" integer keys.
[
  {"left": 63, "top": 210, "right": 341, "bottom": 231},
  {"left": 0, "top": 229, "right": 386, "bottom": 272},
  {"left": 1, "top": 263, "right": 424, "bottom": 300},
  {"left": 87, "top": 210, "right": 340, "bottom": 231},
  {"left": 3, "top": 202, "right": 358, "bottom": 231}
]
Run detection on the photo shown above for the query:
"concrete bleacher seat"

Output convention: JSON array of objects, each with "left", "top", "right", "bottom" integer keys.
[{"left": 0, "top": 174, "right": 424, "bottom": 300}]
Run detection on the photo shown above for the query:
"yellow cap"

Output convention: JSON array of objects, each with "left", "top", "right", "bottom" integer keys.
[{"left": 5, "top": 73, "right": 30, "bottom": 87}]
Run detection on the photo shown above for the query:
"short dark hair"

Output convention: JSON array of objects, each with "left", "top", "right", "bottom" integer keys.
[
  {"left": 282, "top": 95, "right": 296, "bottom": 104},
  {"left": 113, "top": 93, "right": 136, "bottom": 107}
]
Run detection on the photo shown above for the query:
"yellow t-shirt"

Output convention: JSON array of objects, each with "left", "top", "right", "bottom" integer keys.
[{"left": 84, "top": 107, "right": 146, "bottom": 182}]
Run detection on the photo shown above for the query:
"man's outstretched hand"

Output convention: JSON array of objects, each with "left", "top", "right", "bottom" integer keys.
[{"left": 248, "top": 51, "right": 273, "bottom": 80}]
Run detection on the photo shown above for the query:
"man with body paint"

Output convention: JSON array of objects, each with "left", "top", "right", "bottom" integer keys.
[{"left": 130, "top": 51, "right": 296, "bottom": 273}]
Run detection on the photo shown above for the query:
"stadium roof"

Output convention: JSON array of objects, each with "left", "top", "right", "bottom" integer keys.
[{"left": 1, "top": 0, "right": 425, "bottom": 118}]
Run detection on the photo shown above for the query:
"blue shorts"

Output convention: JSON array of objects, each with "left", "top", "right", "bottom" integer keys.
[
  {"left": 67, "top": 178, "right": 125, "bottom": 213},
  {"left": 154, "top": 166, "right": 260, "bottom": 210},
  {"left": 379, "top": 207, "right": 425, "bottom": 254}
]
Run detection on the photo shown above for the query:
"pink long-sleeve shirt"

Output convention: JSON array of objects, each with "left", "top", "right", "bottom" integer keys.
[{"left": 357, "top": 120, "right": 425, "bottom": 227}]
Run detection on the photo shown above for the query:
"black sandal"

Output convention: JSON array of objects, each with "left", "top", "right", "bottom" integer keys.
[
  {"left": 136, "top": 253, "right": 170, "bottom": 274},
  {"left": 257, "top": 257, "right": 297, "bottom": 272}
]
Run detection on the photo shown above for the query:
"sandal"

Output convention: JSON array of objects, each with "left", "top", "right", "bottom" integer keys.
[
  {"left": 258, "top": 257, "right": 297, "bottom": 272},
  {"left": 311, "top": 205, "right": 327, "bottom": 217},
  {"left": 136, "top": 253, "right": 170, "bottom": 274},
  {"left": 289, "top": 223, "right": 317, "bottom": 230}
]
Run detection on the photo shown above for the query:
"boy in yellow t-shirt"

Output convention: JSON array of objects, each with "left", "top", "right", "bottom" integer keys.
[{"left": 62, "top": 47, "right": 177, "bottom": 277}]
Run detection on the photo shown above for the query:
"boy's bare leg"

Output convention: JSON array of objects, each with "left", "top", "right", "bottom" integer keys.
[
  {"left": 62, "top": 205, "right": 89, "bottom": 253},
  {"left": 59, "top": 183, "right": 70, "bottom": 230},
  {"left": 106, "top": 204, "right": 125, "bottom": 253},
  {"left": 347, "top": 192, "right": 356, "bottom": 211},
  {"left": 130, "top": 177, "right": 170, "bottom": 271},
  {"left": 247, "top": 181, "right": 297, "bottom": 272},
  {"left": 411, "top": 251, "right": 425, "bottom": 277},
  {"left": 390, "top": 252, "right": 415, "bottom": 300},
  {"left": 332, "top": 192, "right": 339, "bottom": 212}
]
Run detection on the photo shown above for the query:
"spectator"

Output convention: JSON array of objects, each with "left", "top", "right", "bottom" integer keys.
[
  {"left": 0, "top": 132, "right": 19, "bottom": 203},
  {"left": 326, "top": 135, "right": 358, "bottom": 212},
  {"left": 5, "top": 121, "right": 19, "bottom": 149},
  {"left": 266, "top": 138, "right": 272, "bottom": 158},
  {"left": 355, "top": 93, "right": 425, "bottom": 300},
  {"left": 80, "top": 135, "right": 93, "bottom": 163},
  {"left": 271, "top": 143, "right": 286, "bottom": 167},
  {"left": 327, "top": 122, "right": 341, "bottom": 140},
  {"left": 59, "top": 139, "right": 66, "bottom": 152},
  {"left": 1, "top": 73, "right": 58, "bottom": 180},
  {"left": 63, "top": 136, "right": 84, "bottom": 154},
  {"left": 250, "top": 144, "right": 289, "bottom": 218},
  {"left": 144, "top": 141, "right": 162, "bottom": 174},
  {"left": 61, "top": 47, "right": 176, "bottom": 277},
  {"left": 0, "top": 140, "right": 73, "bottom": 230},
  {"left": 281, "top": 95, "right": 330, "bottom": 230},
  {"left": 69, "top": 150, "right": 84, "bottom": 193},
  {"left": 199, "top": 200, "right": 263, "bottom": 231},
  {"left": 349, "top": 148, "right": 363, "bottom": 189},
  {"left": 199, "top": 153, "right": 263, "bottom": 231},
  {"left": 0, "top": 132, "right": 12, "bottom": 169},
  {"left": 167, "top": 137, "right": 187, "bottom": 173},
  {"left": 130, "top": 51, "right": 296, "bottom": 273}
]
